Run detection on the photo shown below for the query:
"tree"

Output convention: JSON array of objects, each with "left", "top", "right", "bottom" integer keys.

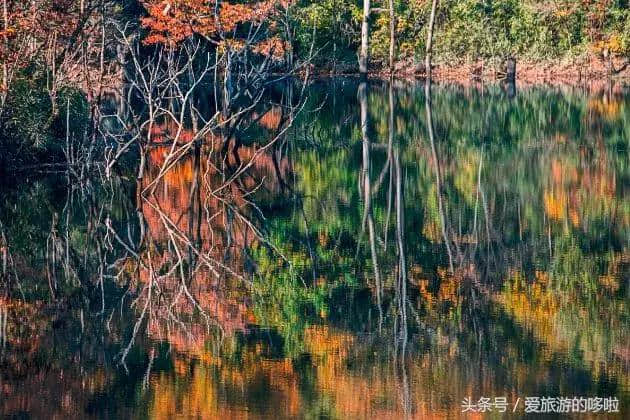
[
  {"left": 388, "top": 0, "right": 395, "bottom": 74},
  {"left": 133, "top": 0, "right": 303, "bottom": 174},
  {"left": 359, "top": 0, "right": 396, "bottom": 76},
  {"left": 141, "top": 0, "right": 291, "bottom": 53},
  {"left": 0, "top": 0, "right": 111, "bottom": 117},
  {"left": 425, "top": 0, "right": 438, "bottom": 78},
  {"left": 359, "top": 0, "right": 370, "bottom": 77}
]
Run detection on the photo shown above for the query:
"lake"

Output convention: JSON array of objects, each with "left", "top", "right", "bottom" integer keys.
[{"left": 0, "top": 79, "right": 628, "bottom": 418}]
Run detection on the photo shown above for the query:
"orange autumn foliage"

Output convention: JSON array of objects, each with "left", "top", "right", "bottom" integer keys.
[
  {"left": 544, "top": 156, "right": 618, "bottom": 228},
  {"left": 122, "top": 120, "right": 290, "bottom": 345},
  {"left": 141, "top": 0, "right": 292, "bottom": 55},
  {"left": 0, "top": 0, "right": 81, "bottom": 70}
]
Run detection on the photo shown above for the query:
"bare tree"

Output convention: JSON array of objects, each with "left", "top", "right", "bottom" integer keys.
[
  {"left": 1, "top": 0, "right": 7, "bottom": 108},
  {"left": 358, "top": 1, "right": 397, "bottom": 76},
  {"left": 425, "top": 0, "right": 439, "bottom": 78},
  {"left": 425, "top": 78, "right": 454, "bottom": 272},
  {"left": 360, "top": 0, "right": 371, "bottom": 77},
  {"left": 389, "top": 0, "right": 396, "bottom": 75},
  {"left": 357, "top": 81, "right": 384, "bottom": 328}
]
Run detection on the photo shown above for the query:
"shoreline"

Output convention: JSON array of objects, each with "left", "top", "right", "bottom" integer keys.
[{"left": 309, "top": 55, "right": 630, "bottom": 86}]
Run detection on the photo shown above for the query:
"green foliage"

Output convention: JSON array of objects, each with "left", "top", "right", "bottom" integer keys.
[
  {"left": 2, "top": 71, "right": 54, "bottom": 152},
  {"left": 290, "top": 0, "right": 630, "bottom": 68},
  {"left": 437, "top": 0, "right": 537, "bottom": 60},
  {"left": 0, "top": 66, "right": 90, "bottom": 170},
  {"left": 291, "top": 0, "right": 361, "bottom": 70},
  {"left": 251, "top": 241, "right": 330, "bottom": 356}
]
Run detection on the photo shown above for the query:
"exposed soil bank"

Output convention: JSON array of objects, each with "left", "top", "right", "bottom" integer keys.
[
  {"left": 313, "top": 55, "right": 630, "bottom": 85},
  {"left": 427, "top": 56, "right": 630, "bottom": 85}
]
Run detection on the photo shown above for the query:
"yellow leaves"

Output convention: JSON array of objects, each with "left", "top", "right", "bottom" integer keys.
[
  {"left": 569, "top": 208, "right": 580, "bottom": 226},
  {"left": 174, "top": 358, "right": 189, "bottom": 376},
  {"left": 317, "top": 231, "right": 329, "bottom": 247},
  {"left": 553, "top": 9, "right": 571, "bottom": 18},
  {"left": 543, "top": 190, "right": 566, "bottom": 221},
  {"left": 149, "top": 365, "right": 221, "bottom": 419},
  {"left": 587, "top": 97, "right": 622, "bottom": 120},
  {"left": 413, "top": 266, "right": 464, "bottom": 311},
  {"left": 497, "top": 270, "right": 560, "bottom": 354},
  {"left": 217, "top": 38, "right": 246, "bottom": 53},
  {"left": 598, "top": 274, "right": 619, "bottom": 292},
  {"left": 534, "top": 270, "right": 549, "bottom": 285},
  {"left": 422, "top": 219, "right": 441, "bottom": 243},
  {"left": 397, "top": 41, "right": 415, "bottom": 57},
  {"left": 592, "top": 34, "right": 625, "bottom": 55},
  {"left": 544, "top": 154, "right": 619, "bottom": 230},
  {"left": 0, "top": 27, "right": 17, "bottom": 38},
  {"left": 598, "top": 252, "right": 624, "bottom": 293},
  {"left": 436, "top": 267, "right": 460, "bottom": 303},
  {"left": 147, "top": 340, "right": 304, "bottom": 418},
  {"left": 606, "top": 35, "right": 624, "bottom": 54},
  {"left": 416, "top": 278, "right": 434, "bottom": 306},
  {"left": 305, "top": 325, "right": 353, "bottom": 357},
  {"left": 497, "top": 257, "right": 629, "bottom": 387}
]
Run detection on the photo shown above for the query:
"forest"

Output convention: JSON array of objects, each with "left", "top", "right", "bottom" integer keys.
[
  {"left": 0, "top": 1, "right": 628, "bottom": 419},
  {"left": 1, "top": 1, "right": 629, "bottom": 170}
]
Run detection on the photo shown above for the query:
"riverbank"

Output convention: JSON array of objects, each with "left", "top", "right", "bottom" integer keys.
[
  {"left": 312, "top": 54, "right": 630, "bottom": 85},
  {"left": 428, "top": 56, "right": 630, "bottom": 84}
]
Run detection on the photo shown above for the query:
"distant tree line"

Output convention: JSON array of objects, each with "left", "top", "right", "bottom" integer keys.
[{"left": 293, "top": 0, "right": 629, "bottom": 72}]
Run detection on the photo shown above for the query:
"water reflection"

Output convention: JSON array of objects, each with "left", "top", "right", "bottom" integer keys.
[{"left": 0, "top": 80, "right": 628, "bottom": 418}]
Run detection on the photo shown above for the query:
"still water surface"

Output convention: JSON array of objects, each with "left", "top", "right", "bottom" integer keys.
[{"left": 0, "top": 80, "right": 628, "bottom": 418}]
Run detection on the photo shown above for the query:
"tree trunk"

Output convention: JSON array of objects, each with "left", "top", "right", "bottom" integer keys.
[
  {"left": 2, "top": 0, "right": 8, "bottom": 103},
  {"left": 425, "top": 0, "right": 438, "bottom": 79},
  {"left": 359, "top": 0, "right": 370, "bottom": 77},
  {"left": 359, "top": 80, "right": 383, "bottom": 328},
  {"left": 506, "top": 57, "right": 516, "bottom": 82},
  {"left": 425, "top": 78, "right": 454, "bottom": 272},
  {"left": 389, "top": 0, "right": 395, "bottom": 75}
]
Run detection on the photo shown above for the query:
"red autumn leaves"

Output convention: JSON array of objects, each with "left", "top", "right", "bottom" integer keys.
[
  {"left": 0, "top": 0, "right": 81, "bottom": 69},
  {"left": 141, "top": 0, "right": 291, "bottom": 58}
]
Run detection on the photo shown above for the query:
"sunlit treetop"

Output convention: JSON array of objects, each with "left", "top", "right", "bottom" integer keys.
[{"left": 141, "top": 0, "right": 292, "bottom": 48}]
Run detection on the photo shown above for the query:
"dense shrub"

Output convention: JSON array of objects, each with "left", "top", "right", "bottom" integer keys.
[{"left": 0, "top": 66, "right": 89, "bottom": 171}]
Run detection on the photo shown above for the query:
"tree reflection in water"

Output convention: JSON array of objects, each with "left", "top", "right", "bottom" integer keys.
[{"left": 0, "top": 80, "right": 628, "bottom": 419}]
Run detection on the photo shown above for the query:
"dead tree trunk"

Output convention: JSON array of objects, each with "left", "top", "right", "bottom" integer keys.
[
  {"left": 389, "top": 0, "right": 395, "bottom": 75},
  {"left": 359, "top": 0, "right": 371, "bottom": 78},
  {"left": 425, "top": 0, "right": 438, "bottom": 79},
  {"left": 425, "top": 78, "right": 454, "bottom": 272},
  {"left": 2, "top": 0, "right": 8, "bottom": 108},
  {"left": 358, "top": 80, "right": 383, "bottom": 329},
  {"left": 506, "top": 57, "right": 516, "bottom": 82}
]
